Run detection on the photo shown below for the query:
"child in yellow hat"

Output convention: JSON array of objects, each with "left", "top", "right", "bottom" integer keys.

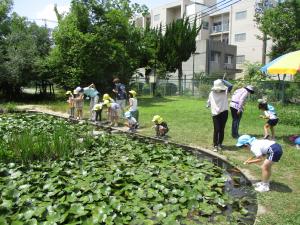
[
  {"left": 66, "top": 91, "right": 75, "bottom": 118},
  {"left": 128, "top": 90, "right": 139, "bottom": 122},
  {"left": 152, "top": 115, "right": 169, "bottom": 138}
]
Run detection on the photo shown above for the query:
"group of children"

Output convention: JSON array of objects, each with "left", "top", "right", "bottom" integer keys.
[{"left": 66, "top": 83, "right": 141, "bottom": 132}]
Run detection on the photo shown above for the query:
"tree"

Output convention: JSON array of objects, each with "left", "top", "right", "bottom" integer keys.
[
  {"left": 0, "top": 2, "right": 52, "bottom": 98},
  {"left": 157, "top": 16, "right": 201, "bottom": 94},
  {"left": 255, "top": 0, "right": 300, "bottom": 60},
  {"left": 48, "top": 0, "right": 149, "bottom": 92}
]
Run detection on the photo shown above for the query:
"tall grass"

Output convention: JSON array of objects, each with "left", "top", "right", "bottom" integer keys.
[{"left": 1, "top": 125, "right": 79, "bottom": 163}]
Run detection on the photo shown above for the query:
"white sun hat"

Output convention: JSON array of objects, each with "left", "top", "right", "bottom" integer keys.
[{"left": 211, "top": 79, "right": 227, "bottom": 91}]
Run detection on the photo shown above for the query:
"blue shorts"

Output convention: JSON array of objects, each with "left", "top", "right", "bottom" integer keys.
[
  {"left": 267, "top": 143, "right": 283, "bottom": 162},
  {"left": 267, "top": 118, "right": 278, "bottom": 126}
]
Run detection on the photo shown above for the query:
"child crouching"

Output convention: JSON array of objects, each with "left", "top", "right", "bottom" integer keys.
[
  {"left": 152, "top": 115, "right": 169, "bottom": 138},
  {"left": 93, "top": 103, "right": 103, "bottom": 122},
  {"left": 124, "top": 111, "right": 138, "bottom": 132}
]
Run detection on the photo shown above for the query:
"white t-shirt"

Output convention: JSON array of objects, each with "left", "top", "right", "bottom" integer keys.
[
  {"left": 207, "top": 91, "right": 229, "bottom": 116},
  {"left": 264, "top": 110, "right": 277, "bottom": 120},
  {"left": 250, "top": 139, "right": 275, "bottom": 157},
  {"left": 129, "top": 98, "right": 138, "bottom": 111},
  {"left": 128, "top": 117, "right": 137, "bottom": 125}
]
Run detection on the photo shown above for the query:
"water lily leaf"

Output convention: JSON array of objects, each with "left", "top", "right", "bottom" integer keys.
[
  {"left": 10, "top": 170, "right": 22, "bottom": 179},
  {"left": 23, "top": 209, "right": 35, "bottom": 220},
  {"left": 156, "top": 211, "right": 167, "bottom": 219},
  {"left": 68, "top": 203, "right": 87, "bottom": 217},
  {"left": 1, "top": 199, "right": 13, "bottom": 209}
]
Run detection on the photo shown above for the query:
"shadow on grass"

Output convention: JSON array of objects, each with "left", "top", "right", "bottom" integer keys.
[
  {"left": 138, "top": 96, "right": 178, "bottom": 107},
  {"left": 270, "top": 181, "right": 293, "bottom": 193}
]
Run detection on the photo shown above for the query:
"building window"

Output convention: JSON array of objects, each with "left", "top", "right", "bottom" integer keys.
[
  {"left": 154, "top": 14, "right": 160, "bottom": 21},
  {"left": 235, "top": 11, "right": 247, "bottom": 20},
  {"left": 225, "top": 54, "right": 233, "bottom": 64},
  {"left": 203, "top": 21, "right": 209, "bottom": 30},
  {"left": 235, "top": 33, "right": 246, "bottom": 42},
  {"left": 236, "top": 55, "right": 245, "bottom": 64},
  {"left": 211, "top": 51, "right": 221, "bottom": 63}
]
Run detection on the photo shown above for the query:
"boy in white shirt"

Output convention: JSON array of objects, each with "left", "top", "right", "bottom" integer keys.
[{"left": 236, "top": 135, "right": 283, "bottom": 192}]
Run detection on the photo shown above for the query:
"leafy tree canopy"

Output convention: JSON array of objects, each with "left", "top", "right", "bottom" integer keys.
[
  {"left": 49, "top": 0, "right": 149, "bottom": 92},
  {"left": 255, "top": 0, "right": 300, "bottom": 59}
]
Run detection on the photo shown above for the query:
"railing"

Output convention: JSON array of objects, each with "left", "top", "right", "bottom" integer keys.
[{"left": 211, "top": 23, "right": 229, "bottom": 33}]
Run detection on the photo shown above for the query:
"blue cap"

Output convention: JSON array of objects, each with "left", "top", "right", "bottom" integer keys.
[
  {"left": 124, "top": 111, "right": 131, "bottom": 118},
  {"left": 236, "top": 135, "right": 256, "bottom": 147}
]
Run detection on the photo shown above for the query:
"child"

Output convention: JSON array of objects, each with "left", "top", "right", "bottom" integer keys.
[
  {"left": 66, "top": 91, "right": 75, "bottom": 118},
  {"left": 258, "top": 99, "right": 278, "bottom": 140},
  {"left": 74, "top": 89, "right": 84, "bottom": 120},
  {"left": 103, "top": 100, "right": 120, "bottom": 127},
  {"left": 103, "top": 93, "right": 115, "bottom": 122},
  {"left": 289, "top": 135, "right": 300, "bottom": 149},
  {"left": 152, "top": 115, "right": 169, "bottom": 138},
  {"left": 92, "top": 103, "right": 103, "bottom": 122},
  {"left": 128, "top": 90, "right": 139, "bottom": 122},
  {"left": 124, "top": 111, "right": 138, "bottom": 132},
  {"left": 236, "top": 134, "right": 283, "bottom": 192}
]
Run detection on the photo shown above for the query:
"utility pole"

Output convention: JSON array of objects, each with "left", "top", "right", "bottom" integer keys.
[{"left": 192, "top": 52, "right": 200, "bottom": 96}]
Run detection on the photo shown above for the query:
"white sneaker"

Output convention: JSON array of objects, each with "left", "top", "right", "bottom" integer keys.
[
  {"left": 255, "top": 183, "right": 270, "bottom": 192},
  {"left": 254, "top": 182, "right": 263, "bottom": 187}
]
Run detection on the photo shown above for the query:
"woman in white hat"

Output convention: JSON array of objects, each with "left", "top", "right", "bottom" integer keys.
[{"left": 207, "top": 79, "right": 233, "bottom": 151}]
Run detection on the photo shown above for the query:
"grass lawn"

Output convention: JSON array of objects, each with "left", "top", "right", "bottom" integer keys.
[
  {"left": 136, "top": 96, "right": 300, "bottom": 225},
  {"left": 5, "top": 96, "right": 300, "bottom": 224}
]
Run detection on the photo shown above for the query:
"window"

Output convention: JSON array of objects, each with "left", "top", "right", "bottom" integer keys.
[
  {"left": 235, "top": 33, "right": 246, "bottom": 42},
  {"left": 225, "top": 55, "right": 233, "bottom": 64},
  {"left": 211, "top": 51, "right": 221, "bottom": 63},
  {"left": 235, "top": 11, "right": 247, "bottom": 20},
  {"left": 203, "top": 21, "right": 209, "bottom": 30},
  {"left": 236, "top": 55, "right": 245, "bottom": 64},
  {"left": 154, "top": 14, "right": 160, "bottom": 21}
]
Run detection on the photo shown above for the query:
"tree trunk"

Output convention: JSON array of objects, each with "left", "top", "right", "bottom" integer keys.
[{"left": 178, "top": 63, "right": 183, "bottom": 95}]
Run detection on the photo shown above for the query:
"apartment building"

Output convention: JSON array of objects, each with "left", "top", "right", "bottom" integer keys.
[{"left": 136, "top": 0, "right": 277, "bottom": 78}]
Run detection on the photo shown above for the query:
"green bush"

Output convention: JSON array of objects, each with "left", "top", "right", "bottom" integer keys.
[
  {"left": 157, "top": 83, "right": 178, "bottom": 96},
  {"left": 198, "top": 84, "right": 211, "bottom": 98},
  {"left": 276, "top": 104, "right": 300, "bottom": 127}
]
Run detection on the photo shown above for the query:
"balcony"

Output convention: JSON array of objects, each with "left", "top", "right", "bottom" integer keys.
[{"left": 211, "top": 23, "right": 229, "bottom": 33}]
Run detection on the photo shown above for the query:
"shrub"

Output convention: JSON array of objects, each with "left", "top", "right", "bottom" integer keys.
[{"left": 157, "top": 83, "right": 178, "bottom": 96}]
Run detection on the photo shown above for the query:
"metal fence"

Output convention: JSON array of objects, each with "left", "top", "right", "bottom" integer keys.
[{"left": 130, "top": 76, "right": 300, "bottom": 103}]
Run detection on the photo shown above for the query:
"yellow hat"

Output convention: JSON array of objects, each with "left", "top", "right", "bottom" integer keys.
[
  {"left": 152, "top": 115, "right": 163, "bottom": 124},
  {"left": 65, "top": 91, "right": 72, "bottom": 95},
  {"left": 93, "top": 103, "right": 103, "bottom": 111},
  {"left": 103, "top": 93, "right": 110, "bottom": 100},
  {"left": 129, "top": 90, "right": 137, "bottom": 97},
  {"left": 103, "top": 100, "right": 111, "bottom": 107}
]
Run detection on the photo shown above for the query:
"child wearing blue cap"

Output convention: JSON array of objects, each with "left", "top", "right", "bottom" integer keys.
[
  {"left": 236, "top": 135, "right": 283, "bottom": 192},
  {"left": 124, "top": 111, "right": 138, "bottom": 132},
  {"left": 258, "top": 99, "right": 279, "bottom": 140}
]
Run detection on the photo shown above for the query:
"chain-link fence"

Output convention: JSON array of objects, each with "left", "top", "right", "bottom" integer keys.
[{"left": 130, "top": 75, "right": 300, "bottom": 103}]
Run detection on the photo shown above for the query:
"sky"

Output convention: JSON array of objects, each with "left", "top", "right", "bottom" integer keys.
[{"left": 13, "top": 0, "right": 174, "bottom": 28}]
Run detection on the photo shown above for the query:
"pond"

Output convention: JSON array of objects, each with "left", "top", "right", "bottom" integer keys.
[{"left": 0, "top": 113, "right": 257, "bottom": 224}]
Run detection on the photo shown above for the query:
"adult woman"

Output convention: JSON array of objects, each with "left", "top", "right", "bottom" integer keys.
[
  {"left": 230, "top": 85, "right": 254, "bottom": 138},
  {"left": 207, "top": 79, "right": 233, "bottom": 151}
]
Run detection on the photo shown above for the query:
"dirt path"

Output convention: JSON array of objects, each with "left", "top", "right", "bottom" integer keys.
[{"left": 17, "top": 105, "right": 69, "bottom": 118}]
